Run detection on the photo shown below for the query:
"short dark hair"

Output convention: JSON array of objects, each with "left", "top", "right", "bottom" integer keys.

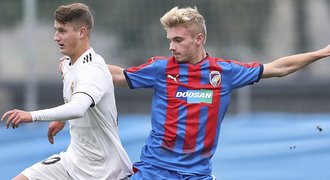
[{"left": 54, "top": 3, "right": 93, "bottom": 31}]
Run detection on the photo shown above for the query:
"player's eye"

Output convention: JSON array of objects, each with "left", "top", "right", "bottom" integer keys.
[
  {"left": 54, "top": 28, "right": 66, "bottom": 34},
  {"left": 173, "top": 38, "right": 183, "bottom": 43}
]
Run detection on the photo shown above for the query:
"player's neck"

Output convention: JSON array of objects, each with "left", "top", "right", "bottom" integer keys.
[
  {"left": 189, "top": 48, "right": 207, "bottom": 65},
  {"left": 70, "top": 43, "right": 90, "bottom": 65}
]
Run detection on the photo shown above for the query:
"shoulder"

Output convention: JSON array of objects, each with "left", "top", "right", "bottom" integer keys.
[
  {"left": 82, "top": 51, "right": 105, "bottom": 65},
  {"left": 78, "top": 51, "right": 109, "bottom": 74},
  {"left": 78, "top": 51, "right": 108, "bottom": 74},
  {"left": 204, "top": 55, "right": 228, "bottom": 68},
  {"left": 210, "top": 56, "right": 227, "bottom": 63},
  {"left": 75, "top": 63, "right": 110, "bottom": 87},
  {"left": 226, "top": 59, "right": 261, "bottom": 68},
  {"left": 125, "top": 56, "right": 169, "bottom": 74},
  {"left": 147, "top": 56, "right": 169, "bottom": 64},
  {"left": 209, "top": 55, "right": 260, "bottom": 68}
]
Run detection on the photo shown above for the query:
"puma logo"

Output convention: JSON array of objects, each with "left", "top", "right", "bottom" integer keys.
[{"left": 167, "top": 74, "right": 179, "bottom": 83}]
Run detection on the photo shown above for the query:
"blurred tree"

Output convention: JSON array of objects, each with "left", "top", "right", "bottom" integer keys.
[
  {"left": 0, "top": 0, "right": 23, "bottom": 28},
  {"left": 34, "top": 0, "right": 273, "bottom": 63},
  {"left": 201, "top": 0, "right": 273, "bottom": 56},
  {"left": 293, "top": 0, "right": 309, "bottom": 53}
]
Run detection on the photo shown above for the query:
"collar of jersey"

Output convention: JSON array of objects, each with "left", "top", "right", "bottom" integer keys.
[{"left": 68, "top": 48, "right": 94, "bottom": 69}]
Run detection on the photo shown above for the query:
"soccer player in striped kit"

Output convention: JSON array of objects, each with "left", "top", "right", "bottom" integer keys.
[{"left": 108, "top": 6, "right": 330, "bottom": 179}]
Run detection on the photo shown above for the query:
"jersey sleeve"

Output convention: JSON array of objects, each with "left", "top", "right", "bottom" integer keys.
[
  {"left": 123, "top": 58, "right": 157, "bottom": 89},
  {"left": 31, "top": 93, "right": 93, "bottom": 121},
  {"left": 74, "top": 65, "right": 110, "bottom": 106},
  {"left": 229, "top": 60, "right": 263, "bottom": 89}
]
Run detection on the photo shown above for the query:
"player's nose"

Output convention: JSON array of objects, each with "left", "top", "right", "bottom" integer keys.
[
  {"left": 54, "top": 32, "right": 60, "bottom": 42},
  {"left": 169, "top": 42, "right": 176, "bottom": 51}
]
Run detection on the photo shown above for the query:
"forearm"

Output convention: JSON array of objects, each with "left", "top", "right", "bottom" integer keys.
[
  {"left": 31, "top": 93, "right": 92, "bottom": 122},
  {"left": 263, "top": 46, "right": 330, "bottom": 78},
  {"left": 272, "top": 51, "right": 320, "bottom": 74},
  {"left": 108, "top": 64, "right": 129, "bottom": 87}
]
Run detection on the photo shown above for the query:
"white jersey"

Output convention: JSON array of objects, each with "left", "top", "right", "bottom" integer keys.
[{"left": 60, "top": 48, "right": 132, "bottom": 179}]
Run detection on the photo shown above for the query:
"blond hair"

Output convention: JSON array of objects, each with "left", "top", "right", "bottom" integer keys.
[{"left": 160, "top": 7, "right": 207, "bottom": 42}]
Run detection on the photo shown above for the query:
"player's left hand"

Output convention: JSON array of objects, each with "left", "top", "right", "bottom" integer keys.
[
  {"left": 1, "top": 109, "right": 32, "bottom": 129},
  {"left": 48, "top": 121, "right": 66, "bottom": 144}
]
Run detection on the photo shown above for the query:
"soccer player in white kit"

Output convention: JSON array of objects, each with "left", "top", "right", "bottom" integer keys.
[{"left": 1, "top": 3, "right": 133, "bottom": 180}]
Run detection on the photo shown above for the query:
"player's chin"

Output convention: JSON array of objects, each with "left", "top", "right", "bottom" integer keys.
[
  {"left": 176, "top": 58, "right": 187, "bottom": 64},
  {"left": 59, "top": 49, "right": 67, "bottom": 55},
  {"left": 174, "top": 55, "right": 184, "bottom": 63}
]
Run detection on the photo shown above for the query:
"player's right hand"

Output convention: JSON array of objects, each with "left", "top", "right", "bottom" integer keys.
[
  {"left": 48, "top": 121, "right": 66, "bottom": 144},
  {"left": 1, "top": 109, "right": 32, "bottom": 129}
]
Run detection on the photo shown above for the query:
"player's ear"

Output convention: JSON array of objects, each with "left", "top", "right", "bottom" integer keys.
[
  {"left": 195, "top": 33, "right": 204, "bottom": 46},
  {"left": 79, "top": 27, "right": 88, "bottom": 38}
]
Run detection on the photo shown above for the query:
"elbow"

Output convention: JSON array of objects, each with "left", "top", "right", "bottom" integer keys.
[
  {"left": 273, "top": 67, "right": 293, "bottom": 78},
  {"left": 112, "top": 76, "right": 129, "bottom": 87},
  {"left": 275, "top": 71, "right": 288, "bottom": 77},
  {"left": 71, "top": 113, "right": 84, "bottom": 119},
  {"left": 264, "top": 70, "right": 289, "bottom": 78},
  {"left": 278, "top": 67, "right": 298, "bottom": 77},
  {"left": 264, "top": 63, "right": 297, "bottom": 78},
  {"left": 72, "top": 108, "right": 86, "bottom": 118},
  {"left": 69, "top": 104, "right": 86, "bottom": 119}
]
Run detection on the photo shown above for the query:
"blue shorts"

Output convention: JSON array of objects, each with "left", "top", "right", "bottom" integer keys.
[{"left": 130, "top": 161, "right": 216, "bottom": 180}]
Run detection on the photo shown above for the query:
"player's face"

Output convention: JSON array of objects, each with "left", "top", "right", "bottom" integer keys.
[
  {"left": 166, "top": 25, "right": 199, "bottom": 64},
  {"left": 53, "top": 20, "right": 81, "bottom": 58}
]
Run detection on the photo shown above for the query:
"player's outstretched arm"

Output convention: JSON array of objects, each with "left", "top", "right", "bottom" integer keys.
[
  {"left": 108, "top": 64, "right": 129, "bottom": 87},
  {"left": 262, "top": 44, "right": 330, "bottom": 79},
  {"left": 1, "top": 109, "right": 32, "bottom": 129},
  {"left": 1, "top": 93, "right": 92, "bottom": 130}
]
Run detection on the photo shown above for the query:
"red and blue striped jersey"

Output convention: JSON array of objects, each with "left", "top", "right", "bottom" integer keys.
[{"left": 124, "top": 54, "right": 263, "bottom": 174}]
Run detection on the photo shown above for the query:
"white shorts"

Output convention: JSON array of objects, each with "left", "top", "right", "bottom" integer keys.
[{"left": 22, "top": 153, "right": 73, "bottom": 180}]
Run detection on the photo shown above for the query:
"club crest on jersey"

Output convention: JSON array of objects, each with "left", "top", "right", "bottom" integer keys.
[
  {"left": 70, "top": 81, "right": 75, "bottom": 95},
  {"left": 209, "top": 71, "right": 221, "bottom": 87}
]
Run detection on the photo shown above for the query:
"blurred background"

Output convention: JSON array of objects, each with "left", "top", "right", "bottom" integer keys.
[{"left": 0, "top": 0, "right": 330, "bottom": 179}]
